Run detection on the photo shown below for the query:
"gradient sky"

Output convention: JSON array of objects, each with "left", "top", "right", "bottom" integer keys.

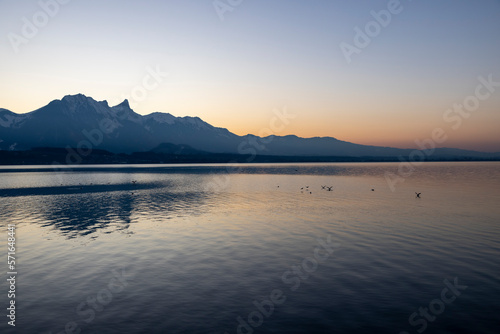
[{"left": 1, "top": 0, "right": 499, "bottom": 151}]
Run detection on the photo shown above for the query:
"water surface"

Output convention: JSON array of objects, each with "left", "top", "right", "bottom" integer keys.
[{"left": 1, "top": 162, "right": 499, "bottom": 333}]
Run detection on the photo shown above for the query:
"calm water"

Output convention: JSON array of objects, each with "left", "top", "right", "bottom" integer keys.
[{"left": 0, "top": 162, "right": 499, "bottom": 334}]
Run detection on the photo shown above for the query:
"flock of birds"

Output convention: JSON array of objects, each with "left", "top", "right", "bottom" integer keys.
[
  {"left": 281, "top": 184, "right": 422, "bottom": 198},
  {"left": 69, "top": 179, "right": 423, "bottom": 198},
  {"left": 299, "top": 185, "right": 336, "bottom": 194}
]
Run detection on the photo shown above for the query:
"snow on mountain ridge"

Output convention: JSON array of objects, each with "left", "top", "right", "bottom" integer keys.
[
  {"left": 0, "top": 108, "right": 30, "bottom": 128},
  {"left": 57, "top": 95, "right": 213, "bottom": 130},
  {"left": 59, "top": 94, "right": 112, "bottom": 117},
  {"left": 144, "top": 112, "right": 176, "bottom": 125},
  {"left": 179, "top": 116, "right": 211, "bottom": 130}
]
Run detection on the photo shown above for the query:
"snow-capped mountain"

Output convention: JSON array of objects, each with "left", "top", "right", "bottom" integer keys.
[
  {"left": 0, "top": 94, "right": 498, "bottom": 159},
  {"left": 0, "top": 94, "right": 239, "bottom": 154}
]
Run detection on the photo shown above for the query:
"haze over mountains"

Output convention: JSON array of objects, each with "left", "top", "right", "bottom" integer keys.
[{"left": 0, "top": 94, "right": 498, "bottom": 160}]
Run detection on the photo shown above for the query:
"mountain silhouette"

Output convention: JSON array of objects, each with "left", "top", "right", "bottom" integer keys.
[{"left": 0, "top": 94, "right": 498, "bottom": 159}]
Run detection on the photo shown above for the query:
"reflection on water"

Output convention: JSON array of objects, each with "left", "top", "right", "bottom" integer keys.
[
  {"left": 0, "top": 173, "right": 229, "bottom": 238},
  {"left": 0, "top": 162, "right": 499, "bottom": 334}
]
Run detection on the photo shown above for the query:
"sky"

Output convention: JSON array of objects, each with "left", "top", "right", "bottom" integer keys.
[{"left": 1, "top": 0, "right": 499, "bottom": 152}]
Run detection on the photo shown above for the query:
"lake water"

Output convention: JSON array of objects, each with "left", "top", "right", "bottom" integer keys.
[{"left": 0, "top": 162, "right": 499, "bottom": 334}]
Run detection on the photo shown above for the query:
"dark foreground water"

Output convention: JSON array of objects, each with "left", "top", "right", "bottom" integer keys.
[{"left": 0, "top": 162, "right": 499, "bottom": 334}]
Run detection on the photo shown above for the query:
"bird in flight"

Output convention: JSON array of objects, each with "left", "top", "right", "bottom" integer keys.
[{"left": 415, "top": 192, "right": 421, "bottom": 198}]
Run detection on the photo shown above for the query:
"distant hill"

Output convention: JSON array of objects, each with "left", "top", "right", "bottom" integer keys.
[
  {"left": 2, "top": 147, "right": 498, "bottom": 166},
  {"left": 149, "top": 143, "right": 207, "bottom": 155},
  {"left": 1, "top": 94, "right": 499, "bottom": 161}
]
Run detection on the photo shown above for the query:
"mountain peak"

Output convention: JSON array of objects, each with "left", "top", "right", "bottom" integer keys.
[
  {"left": 61, "top": 94, "right": 110, "bottom": 108},
  {"left": 61, "top": 93, "right": 89, "bottom": 103},
  {"left": 115, "top": 99, "right": 130, "bottom": 108},
  {"left": 111, "top": 99, "right": 133, "bottom": 113},
  {"left": 110, "top": 98, "right": 142, "bottom": 124}
]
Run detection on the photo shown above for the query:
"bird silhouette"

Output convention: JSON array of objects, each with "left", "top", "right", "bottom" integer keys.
[
  {"left": 415, "top": 192, "right": 421, "bottom": 198},
  {"left": 321, "top": 185, "right": 326, "bottom": 190},
  {"left": 326, "top": 186, "right": 333, "bottom": 191}
]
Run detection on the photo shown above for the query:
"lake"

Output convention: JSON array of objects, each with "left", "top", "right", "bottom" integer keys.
[{"left": 1, "top": 162, "right": 499, "bottom": 334}]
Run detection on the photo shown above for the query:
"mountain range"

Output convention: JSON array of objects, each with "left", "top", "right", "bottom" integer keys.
[{"left": 0, "top": 94, "right": 498, "bottom": 161}]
